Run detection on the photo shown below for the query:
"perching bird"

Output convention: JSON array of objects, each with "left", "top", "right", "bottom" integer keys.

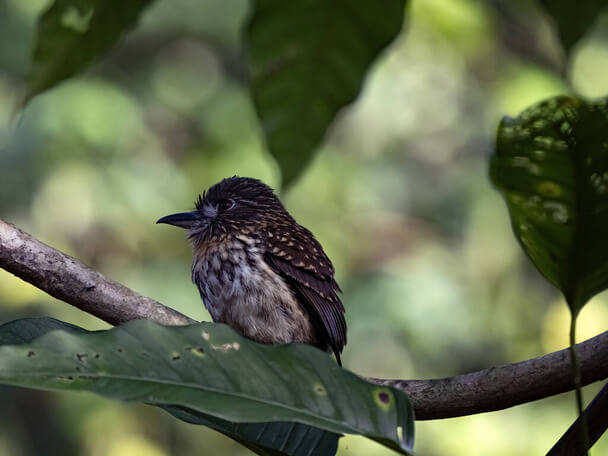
[{"left": 157, "top": 176, "right": 347, "bottom": 365}]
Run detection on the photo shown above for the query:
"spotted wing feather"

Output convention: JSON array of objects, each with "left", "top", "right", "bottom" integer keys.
[{"left": 262, "top": 224, "right": 346, "bottom": 365}]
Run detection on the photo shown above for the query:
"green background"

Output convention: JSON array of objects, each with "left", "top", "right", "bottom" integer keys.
[{"left": 0, "top": 0, "right": 607, "bottom": 454}]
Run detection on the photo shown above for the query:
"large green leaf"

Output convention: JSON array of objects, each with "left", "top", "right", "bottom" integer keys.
[
  {"left": 0, "top": 318, "right": 414, "bottom": 454},
  {"left": 247, "top": 0, "right": 406, "bottom": 187},
  {"left": 0, "top": 317, "right": 340, "bottom": 456},
  {"left": 491, "top": 95, "right": 608, "bottom": 313},
  {"left": 25, "top": 0, "right": 153, "bottom": 104},
  {"left": 538, "top": 0, "right": 608, "bottom": 55}
]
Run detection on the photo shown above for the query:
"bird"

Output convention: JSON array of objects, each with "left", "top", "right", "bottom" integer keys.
[{"left": 156, "top": 176, "right": 347, "bottom": 365}]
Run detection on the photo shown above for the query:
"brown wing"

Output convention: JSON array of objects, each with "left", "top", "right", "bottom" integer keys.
[{"left": 262, "top": 224, "right": 347, "bottom": 365}]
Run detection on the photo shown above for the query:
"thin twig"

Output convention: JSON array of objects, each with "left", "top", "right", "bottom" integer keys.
[{"left": 547, "top": 382, "right": 608, "bottom": 456}]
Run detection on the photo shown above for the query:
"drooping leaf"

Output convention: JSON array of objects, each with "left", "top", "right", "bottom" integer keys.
[
  {"left": 0, "top": 318, "right": 415, "bottom": 455},
  {"left": 538, "top": 0, "right": 608, "bottom": 55},
  {"left": 162, "top": 406, "right": 340, "bottom": 456},
  {"left": 0, "top": 316, "right": 87, "bottom": 344},
  {"left": 491, "top": 95, "right": 608, "bottom": 313},
  {"left": 246, "top": 0, "right": 406, "bottom": 187},
  {"left": 25, "top": 0, "right": 154, "bottom": 104},
  {"left": 0, "top": 317, "right": 339, "bottom": 456}
]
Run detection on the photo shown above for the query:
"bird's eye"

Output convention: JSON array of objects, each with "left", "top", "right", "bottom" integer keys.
[{"left": 217, "top": 198, "right": 235, "bottom": 212}]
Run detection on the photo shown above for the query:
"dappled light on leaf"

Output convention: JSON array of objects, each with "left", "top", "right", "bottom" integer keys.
[{"left": 491, "top": 95, "right": 608, "bottom": 313}]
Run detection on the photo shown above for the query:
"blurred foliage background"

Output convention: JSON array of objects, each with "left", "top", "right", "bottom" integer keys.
[{"left": 0, "top": 0, "right": 607, "bottom": 454}]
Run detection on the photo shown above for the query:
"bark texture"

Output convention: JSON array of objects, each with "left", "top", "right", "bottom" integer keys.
[{"left": 0, "top": 220, "right": 194, "bottom": 326}]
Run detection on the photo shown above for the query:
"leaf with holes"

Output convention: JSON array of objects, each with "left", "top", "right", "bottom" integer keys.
[
  {"left": 246, "top": 0, "right": 406, "bottom": 187},
  {"left": 538, "top": 0, "right": 608, "bottom": 55},
  {"left": 491, "top": 95, "right": 608, "bottom": 313},
  {"left": 0, "top": 318, "right": 414, "bottom": 455},
  {"left": 25, "top": 0, "right": 153, "bottom": 105},
  {"left": 0, "top": 317, "right": 339, "bottom": 456}
]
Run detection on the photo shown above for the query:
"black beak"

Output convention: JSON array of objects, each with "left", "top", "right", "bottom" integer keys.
[{"left": 156, "top": 211, "right": 201, "bottom": 229}]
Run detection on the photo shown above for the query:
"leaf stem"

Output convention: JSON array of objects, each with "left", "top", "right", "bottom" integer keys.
[{"left": 569, "top": 312, "right": 590, "bottom": 455}]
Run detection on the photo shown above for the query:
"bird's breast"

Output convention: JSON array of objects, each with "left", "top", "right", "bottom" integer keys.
[{"left": 191, "top": 238, "right": 315, "bottom": 346}]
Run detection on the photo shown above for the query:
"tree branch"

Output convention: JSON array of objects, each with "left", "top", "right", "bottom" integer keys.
[
  {"left": 1, "top": 219, "right": 607, "bottom": 421},
  {"left": 0, "top": 220, "right": 194, "bottom": 326},
  {"left": 369, "top": 331, "right": 607, "bottom": 420}
]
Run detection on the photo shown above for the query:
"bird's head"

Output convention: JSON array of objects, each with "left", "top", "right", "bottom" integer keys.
[{"left": 157, "top": 176, "right": 288, "bottom": 241}]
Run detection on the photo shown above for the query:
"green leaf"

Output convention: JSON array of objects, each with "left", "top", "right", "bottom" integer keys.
[
  {"left": 0, "top": 318, "right": 414, "bottom": 454},
  {"left": 0, "top": 317, "right": 87, "bottom": 344},
  {"left": 538, "top": 0, "right": 608, "bottom": 55},
  {"left": 491, "top": 95, "right": 608, "bottom": 313},
  {"left": 247, "top": 0, "right": 406, "bottom": 187},
  {"left": 162, "top": 406, "right": 340, "bottom": 456},
  {"left": 0, "top": 317, "right": 339, "bottom": 456},
  {"left": 25, "top": 0, "right": 153, "bottom": 104}
]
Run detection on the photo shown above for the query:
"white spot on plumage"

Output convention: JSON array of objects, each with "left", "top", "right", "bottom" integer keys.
[{"left": 236, "top": 235, "right": 255, "bottom": 245}]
